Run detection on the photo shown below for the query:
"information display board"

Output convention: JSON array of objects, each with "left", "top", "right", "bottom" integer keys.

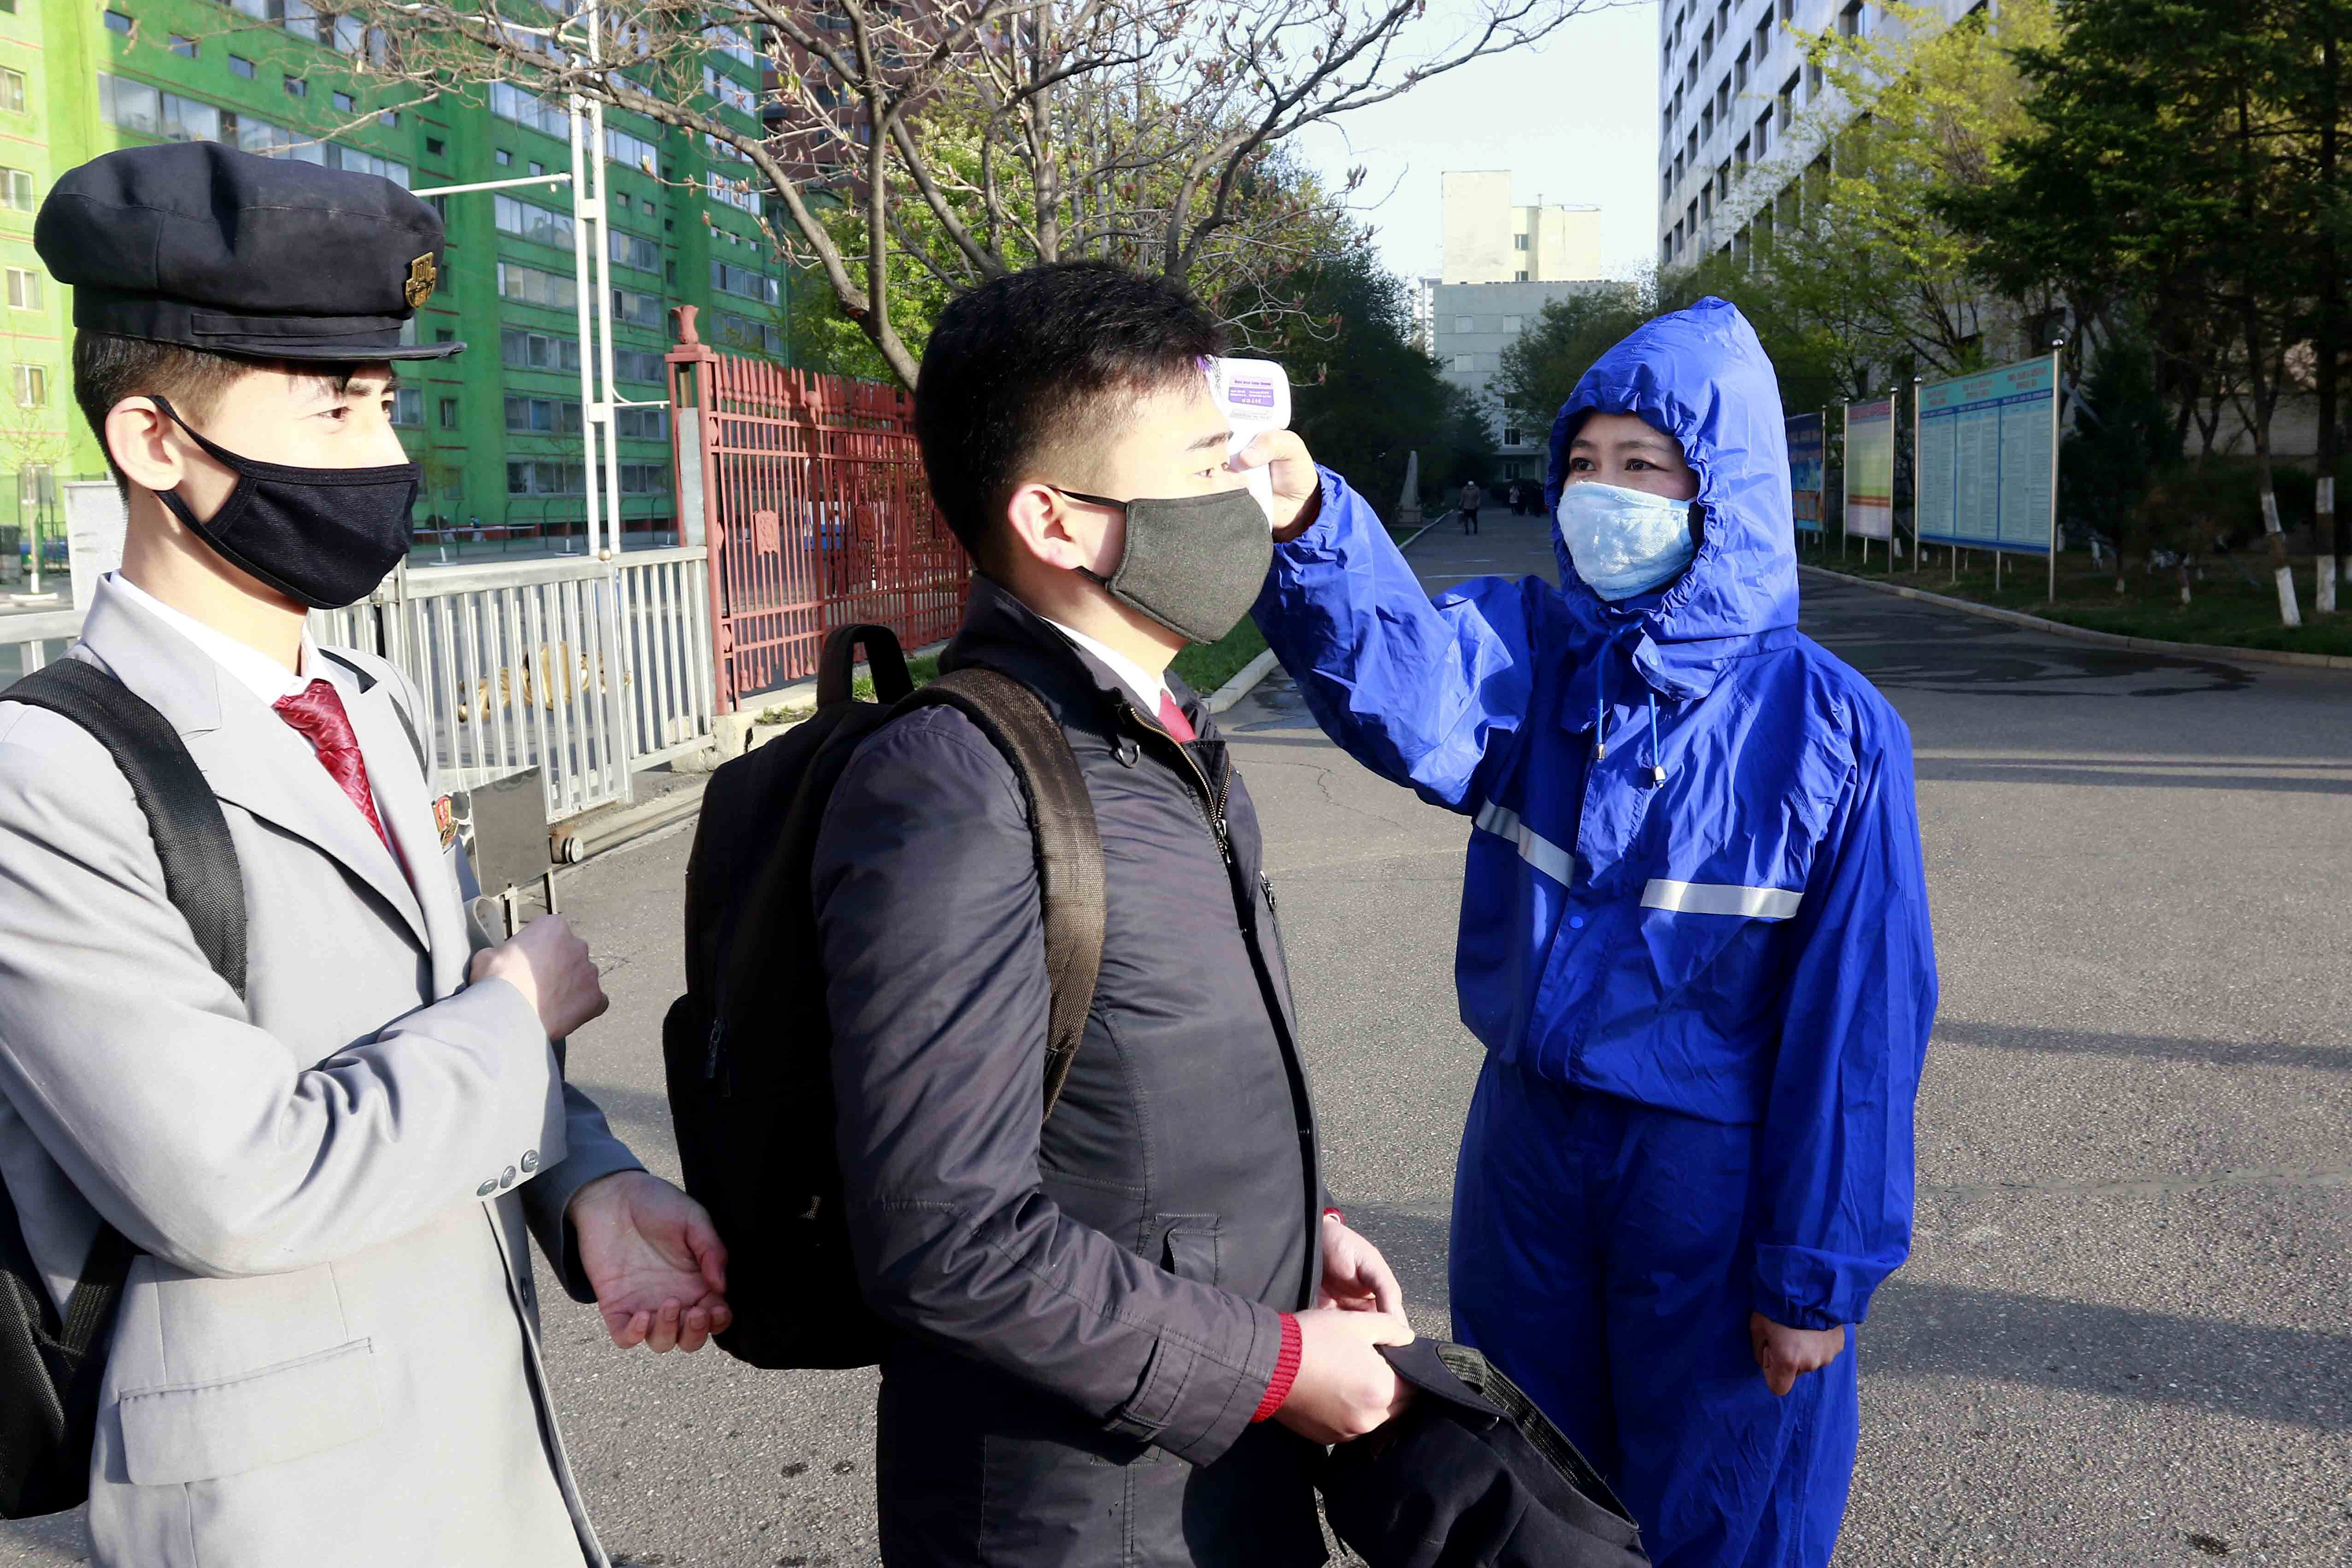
[
  {"left": 1785, "top": 413, "right": 1825, "bottom": 534},
  {"left": 1915, "top": 353, "right": 2059, "bottom": 554},
  {"left": 1842, "top": 398, "right": 1895, "bottom": 540}
]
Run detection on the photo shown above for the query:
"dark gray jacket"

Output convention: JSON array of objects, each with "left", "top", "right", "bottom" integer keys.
[{"left": 811, "top": 579, "right": 1329, "bottom": 1568}]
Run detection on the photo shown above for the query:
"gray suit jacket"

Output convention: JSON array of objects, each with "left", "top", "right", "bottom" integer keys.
[{"left": 0, "top": 579, "right": 640, "bottom": 1567}]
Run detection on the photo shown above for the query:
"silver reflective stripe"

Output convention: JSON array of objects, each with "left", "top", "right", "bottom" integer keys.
[
  {"left": 1473, "top": 800, "right": 1574, "bottom": 885},
  {"left": 1640, "top": 879, "right": 1802, "bottom": 921}
]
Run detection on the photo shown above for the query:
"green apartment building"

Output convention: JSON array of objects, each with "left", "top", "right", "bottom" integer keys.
[{"left": 0, "top": 0, "right": 789, "bottom": 569}]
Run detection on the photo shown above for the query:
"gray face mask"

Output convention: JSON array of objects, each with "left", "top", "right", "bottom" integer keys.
[{"left": 1047, "top": 484, "right": 1273, "bottom": 645}]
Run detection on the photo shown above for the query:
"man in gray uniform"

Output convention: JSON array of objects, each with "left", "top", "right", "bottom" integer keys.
[{"left": 0, "top": 143, "right": 728, "bottom": 1565}]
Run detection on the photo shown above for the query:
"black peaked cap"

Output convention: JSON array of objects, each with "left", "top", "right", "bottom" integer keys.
[{"left": 35, "top": 141, "right": 465, "bottom": 361}]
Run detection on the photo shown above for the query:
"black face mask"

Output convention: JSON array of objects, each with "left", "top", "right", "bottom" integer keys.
[
  {"left": 1049, "top": 485, "right": 1273, "bottom": 646},
  {"left": 147, "top": 395, "right": 420, "bottom": 610}
]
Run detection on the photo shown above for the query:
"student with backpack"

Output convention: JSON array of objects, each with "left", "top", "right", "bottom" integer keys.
[
  {"left": 0, "top": 145, "right": 727, "bottom": 1564},
  {"left": 689, "top": 261, "right": 1412, "bottom": 1567}
]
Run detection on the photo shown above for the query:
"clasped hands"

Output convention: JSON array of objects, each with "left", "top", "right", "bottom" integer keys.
[{"left": 1274, "top": 1211, "right": 1417, "bottom": 1445}]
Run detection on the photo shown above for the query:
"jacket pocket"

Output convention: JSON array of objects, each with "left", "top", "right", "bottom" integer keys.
[
  {"left": 1157, "top": 1215, "right": 1224, "bottom": 1287},
  {"left": 117, "top": 1337, "right": 384, "bottom": 1486}
]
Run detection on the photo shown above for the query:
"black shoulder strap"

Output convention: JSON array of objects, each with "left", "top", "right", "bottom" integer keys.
[
  {"left": 1, "top": 659, "right": 252, "bottom": 1413},
  {"left": 896, "top": 668, "right": 1106, "bottom": 1116},
  {"left": 817, "top": 623, "right": 915, "bottom": 708},
  {"left": 5, "top": 660, "right": 247, "bottom": 998}
]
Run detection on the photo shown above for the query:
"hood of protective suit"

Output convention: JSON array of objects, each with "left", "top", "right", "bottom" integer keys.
[{"left": 1543, "top": 296, "right": 1799, "bottom": 700}]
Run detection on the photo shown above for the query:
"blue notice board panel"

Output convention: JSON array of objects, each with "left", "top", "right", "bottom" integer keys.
[
  {"left": 1786, "top": 412, "right": 1824, "bottom": 533},
  {"left": 1917, "top": 354, "right": 2057, "bottom": 552}
]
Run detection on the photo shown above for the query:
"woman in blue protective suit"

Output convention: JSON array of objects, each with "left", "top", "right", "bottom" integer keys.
[{"left": 1248, "top": 297, "right": 1938, "bottom": 1568}]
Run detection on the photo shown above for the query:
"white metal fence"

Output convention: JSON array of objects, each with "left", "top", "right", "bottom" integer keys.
[{"left": 0, "top": 548, "right": 716, "bottom": 824}]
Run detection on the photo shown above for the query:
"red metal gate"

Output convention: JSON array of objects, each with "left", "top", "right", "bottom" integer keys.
[{"left": 668, "top": 317, "right": 969, "bottom": 711}]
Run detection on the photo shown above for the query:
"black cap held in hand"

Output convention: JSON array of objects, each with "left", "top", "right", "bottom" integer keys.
[{"left": 34, "top": 141, "right": 464, "bottom": 362}]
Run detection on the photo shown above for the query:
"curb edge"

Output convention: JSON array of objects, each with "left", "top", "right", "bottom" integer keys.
[{"left": 1799, "top": 565, "right": 2352, "bottom": 672}]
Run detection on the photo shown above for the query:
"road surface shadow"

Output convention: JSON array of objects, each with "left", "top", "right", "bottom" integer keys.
[
  {"left": 1349, "top": 1205, "right": 2350, "bottom": 1431},
  {"left": 1912, "top": 756, "right": 2352, "bottom": 794},
  {"left": 1934, "top": 1018, "right": 2352, "bottom": 1074}
]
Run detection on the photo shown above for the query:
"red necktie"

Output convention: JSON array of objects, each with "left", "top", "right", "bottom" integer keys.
[
  {"left": 1156, "top": 691, "right": 1196, "bottom": 743},
  {"left": 274, "top": 679, "right": 393, "bottom": 854}
]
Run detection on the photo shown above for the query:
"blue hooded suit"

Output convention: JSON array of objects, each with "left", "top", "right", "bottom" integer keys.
[{"left": 1253, "top": 299, "right": 1937, "bottom": 1567}]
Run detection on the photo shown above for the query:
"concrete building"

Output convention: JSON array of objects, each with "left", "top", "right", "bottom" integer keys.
[
  {"left": 1427, "top": 172, "right": 1606, "bottom": 485},
  {"left": 0, "top": 0, "right": 787, "bottom": 576},
  {"left": 1656, "top": 0, "right": 1985, "bottom": 268},
  {"left": 1440, "top": 170, "right": 1601, "bottom": 286}
]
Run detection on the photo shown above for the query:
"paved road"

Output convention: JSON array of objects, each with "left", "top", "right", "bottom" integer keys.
[{"left": 8, "top": 511, "right": 2346, "bottom": 1566}]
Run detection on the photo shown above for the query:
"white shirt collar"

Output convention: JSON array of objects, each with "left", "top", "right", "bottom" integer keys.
[
  {"left": 107, "top": 572, "right": 317, "bottom": 707},
  {"left": 1041, "top": 617, "right": 1173, "bottom": 716}
]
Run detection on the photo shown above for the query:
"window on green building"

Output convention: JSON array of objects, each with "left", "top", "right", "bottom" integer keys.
[
  {"left": 608, "top": 230, "right": 659, "bottom": 273},
  {"left": 504, "top": 395, "right": 583, "bottom": 435},
  {"left": 12, "top": 364, "right": 47, "bottom": 408},
  {"left": 390, "top": 387, "right": 422, "bottom": 426},
  {"left": 494, "top": 148, "right": 512, "bottom": 165},
  {"left": 0, "top": 169, "right": 32, "bottom": 212},
  {"left": 610, "top": 288, "right": 661, "bottom": 329},
  {"left": 507, "top": 460, "right": 586, "bottom": 496},
  {"left": 103, "top": 10, "right": 130, "bottom": 33},
  {"left": 501, "top": 327, "right": 582, "bottom": 372},
  {"left": 6, "top": 267, "right": 41, "bottom": 310},
  {"left": 494, "top": 194, "right": 574, "bottom": 249},
  {"left": 0, "top": 70, "right": 22, "bottom": 114},
  {"left": 711, "top": 259, "right": 779, "bottom": 305},
  {"left": 614, "top": 406, "right": 668, "bottom": 441},
  {"left": 613, "top": 348, "right": 663, "bottom": 383},
  {"left": 333, "top": 90, "right": 355, "bottom": 112},
  {"left": 229, "top": 55, "right": 254, "bottom": 78},
  {"left": 437, "top": 397, "right": 458, "bottom": 429},
  {"left": 169, "top": 34, "right": 197, "bottom": 56},
  {"left": 284, "top": 77, "right": 307, "bottom": 99},
  {"left": 498, "top": 262, "right": 577, "bottom": 312}
]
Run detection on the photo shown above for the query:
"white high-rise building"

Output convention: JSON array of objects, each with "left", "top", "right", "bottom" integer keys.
[
  {"left": 1429, "top": 172, "right": 1607, "bottom": 484},
  {"left": 1657, "top": 0, "right": 1987, "bottom": 268}
]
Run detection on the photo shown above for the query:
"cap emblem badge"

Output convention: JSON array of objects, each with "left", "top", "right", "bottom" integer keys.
[{"left": 404, "top": 253, "right": 438, "bottom": 308}]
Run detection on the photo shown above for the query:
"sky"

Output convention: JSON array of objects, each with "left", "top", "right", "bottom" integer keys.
[{"left": 1292, "top": 0, "right": 1663, "bottom": 284}]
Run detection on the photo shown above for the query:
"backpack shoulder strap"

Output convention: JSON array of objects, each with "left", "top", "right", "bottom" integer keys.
[
  {"left": 896, "top": 668, "right": 1106, "bottom": 1117},
  {"left": 4, "top": 660, "right": 247, "bottom": 998},
  {"left": 0, "top": 659, "right": 250, "bottom": 1409}
]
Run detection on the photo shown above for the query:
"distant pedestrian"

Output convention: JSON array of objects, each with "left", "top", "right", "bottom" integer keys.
[{"left": 1460, "top": 478, "right": 1483, "bottom": 534}]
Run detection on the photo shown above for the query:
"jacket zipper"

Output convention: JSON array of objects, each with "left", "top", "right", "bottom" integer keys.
[
  {"left": 1123, "top": 700, "right": 1321, "bottom": 1307},
  {"left": 1124, "top": 700, "right": 1233, "bottom": 870}
]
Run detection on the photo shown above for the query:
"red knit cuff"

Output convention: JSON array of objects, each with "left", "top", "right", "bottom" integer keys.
[{"left": 1251, "top": 1313, "right": 1304, "bottom": 1423}]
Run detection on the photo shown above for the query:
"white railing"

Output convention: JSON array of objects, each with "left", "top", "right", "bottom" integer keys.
[
  {"left": 370, "top": 555, "right": 633, "bottom": 821},
  {"left": 615, "top": 546, "right": 716, "bottom": 769},
  {"left": 1, "top": 548, "right": 718, "bottom": 825},
  {"left": 0, "top": 610, "right": 89, "bottom": 681}
]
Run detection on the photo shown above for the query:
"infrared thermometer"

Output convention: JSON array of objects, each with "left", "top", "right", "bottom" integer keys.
[{"left": 1203, "top": 357, "right": 1292, "bottom": 522}]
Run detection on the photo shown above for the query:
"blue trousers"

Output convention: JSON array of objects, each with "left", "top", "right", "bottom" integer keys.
[{"left": 1449, "top": 1057, "right": 1859, "bottom": 1568}]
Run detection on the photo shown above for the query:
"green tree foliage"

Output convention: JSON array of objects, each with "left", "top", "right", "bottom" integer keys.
[
  {"left": 2060, "top": 333, "right": 2181, "bottom": 556},
  {"left": 1941, "top": 0, "right": 2323, "bottom": 622},
  {"left": 1493, "top": 282, "right": 1652, "bottom": 436}
]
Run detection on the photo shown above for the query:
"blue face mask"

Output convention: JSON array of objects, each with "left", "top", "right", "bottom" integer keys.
[{"left": 1555, "top": 480, "right": 1698, "bottom": 601}]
